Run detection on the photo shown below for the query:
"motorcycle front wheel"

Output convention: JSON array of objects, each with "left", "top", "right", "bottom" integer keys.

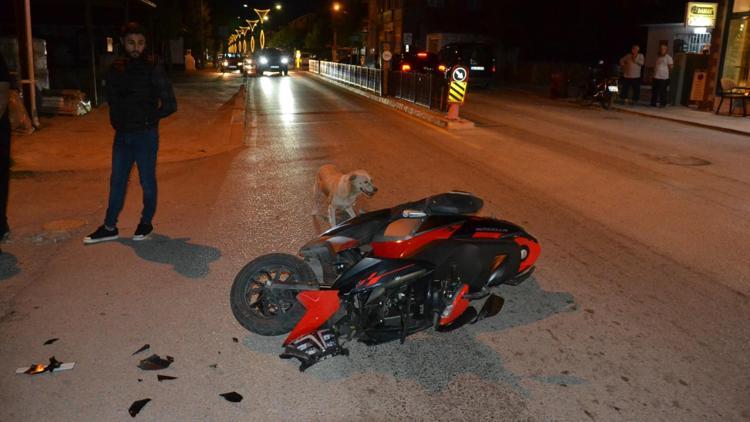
[{"left": 230, "top": 253, "right": 317, "bottom": 336}]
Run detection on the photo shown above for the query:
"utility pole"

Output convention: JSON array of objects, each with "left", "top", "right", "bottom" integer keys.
[
  {"left": 13, "top": 0, "right": 38, "bottom": 127},
  {"left": 85, "top": 0, "right": 99, "bottom": 107}
]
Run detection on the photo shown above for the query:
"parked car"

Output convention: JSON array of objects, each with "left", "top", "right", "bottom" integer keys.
[
  {"left": 437, "top": 43, "right": 496, "bottom": 88},
  {"left": 393, "top": 51, "right": 441, "bottom": 74},
  {"left": 250, "top": 48, "right": 290, "bottom": 76},
  {"left": 219, "top": 53, "right": 243, "bottom": 73}
]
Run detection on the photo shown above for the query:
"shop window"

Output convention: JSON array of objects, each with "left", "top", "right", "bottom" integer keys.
[
  {"left": 734, "top": 0, "right": 750, "bottom": 13},
  {"left": 721, "top": 15, "right": 750, "bottom": 83}
]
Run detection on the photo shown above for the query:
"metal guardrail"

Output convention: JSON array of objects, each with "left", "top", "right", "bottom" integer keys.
[
  {"left": 309, "top": 60, "right": 382, "bottom": 95},
  {"left": 389, "top": 71, "right": 448, "bottom": 111}
]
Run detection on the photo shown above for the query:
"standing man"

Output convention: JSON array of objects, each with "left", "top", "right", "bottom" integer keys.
[
  {"left": 0, "top": 54, "right": 11, "bottom": 244},
  {"left": 84, "top": 23, "right": 176, "bottom": 244},
  {"left": 651, "top": 44, "right": 674, "bottom": 108},
  {"left": 619, "top": 44, "right": 645, "bottom": 105}
]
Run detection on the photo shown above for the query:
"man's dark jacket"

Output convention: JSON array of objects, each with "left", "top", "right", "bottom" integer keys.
[{"left": 105, "top": 56, "right": 177, "bottom": 133}]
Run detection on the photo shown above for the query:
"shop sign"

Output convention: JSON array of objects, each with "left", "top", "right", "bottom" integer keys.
[{"left": 685, "top": 2, "right": 718, "bottom": 27}]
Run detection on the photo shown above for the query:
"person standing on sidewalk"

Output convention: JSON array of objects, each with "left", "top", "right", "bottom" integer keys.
[
  {"left": 619, "top": 45, "right": 645, "bottom": 105},
  {"left": 651, "top": 44, "right": 673, "bottom": 108},
  {"left": 0, "top": 54, "right": 11, "bottom": 245},
  {"left": 84, "top": 22, "right": 176, "bottom": 244}
]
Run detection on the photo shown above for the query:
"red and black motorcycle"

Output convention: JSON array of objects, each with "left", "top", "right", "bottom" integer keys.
[{"left": 230, "top": 192, "right": 540, "bottom": 370}]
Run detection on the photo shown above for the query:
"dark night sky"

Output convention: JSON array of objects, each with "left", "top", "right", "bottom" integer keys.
[{"left": 0, "top": 0, "right": 693, "bottom": 62}]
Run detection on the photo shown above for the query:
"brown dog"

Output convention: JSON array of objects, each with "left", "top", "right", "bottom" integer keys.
[{"left": 312, "top": 164, "right": 377, "bottom": 226}]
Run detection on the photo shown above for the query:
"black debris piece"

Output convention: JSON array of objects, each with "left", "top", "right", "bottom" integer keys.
[
  {"left": 138, "top": 379, "right": 143, "bottom": 382},
  {"left": 43, "top": 338, "right": 59, "bottom": 345},
  {"left": 132, "top": 344, "right": 150, "bottom": 356},
  {"left": 157, "top": 375, "right": 177, "bottom": 382},
  {"left": 137, "top": 354, "right": 174, "bottom": 371},
  {"left": 209, "top": 364, "right": 218, "bottom": 369},
  {"left": 232, "top": 337, "right": 238, "bottom": 343},
  {"left": 46, "top": 356, "right": 62, "bottom": 372},
  {"left": 220, "top": 392, "right": 243, "bottom": 403},
  {"left": 128, "top": 398, "right": 151, "bottom": 417}
]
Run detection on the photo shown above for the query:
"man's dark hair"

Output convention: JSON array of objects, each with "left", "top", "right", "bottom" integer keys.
[{"left": 121, "top": 22, "right": 147, "bottom": 38}]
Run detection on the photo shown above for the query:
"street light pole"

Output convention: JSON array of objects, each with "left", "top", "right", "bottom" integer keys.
[{"left": 332, "top": 2, "right": 341, "bottom": 63}]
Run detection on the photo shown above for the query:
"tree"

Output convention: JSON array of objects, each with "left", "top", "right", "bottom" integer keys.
[
  {"left": 304, "top": 20, "right": 329, "bottom": 56},
  {"left": 269, "top": 26, "right": 303, "bottom": 50}
]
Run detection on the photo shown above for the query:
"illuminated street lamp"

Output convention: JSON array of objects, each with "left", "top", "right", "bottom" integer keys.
[
  {"left": 332, "top": 2, "right": 341, "bottom": 12},
  {"left": 255, "top": 9, "right": 270, "bottom": 49},
  {"left": 275, "top": 3, "right": 282, "bottom": 10}
]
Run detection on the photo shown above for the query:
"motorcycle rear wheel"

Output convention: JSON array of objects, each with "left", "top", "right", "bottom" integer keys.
[{"left": 230, "top": 253, "right": 317, "bottom": 336}]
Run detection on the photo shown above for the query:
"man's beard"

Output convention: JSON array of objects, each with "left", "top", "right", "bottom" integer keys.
[{"left": 128, "top": 50, "right": 142, "bottom": 59}]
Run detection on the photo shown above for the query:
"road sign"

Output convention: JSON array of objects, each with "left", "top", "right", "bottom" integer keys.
[
  {"left": 451, "top": 66, "right": 468, "bottom": 82},
  {"left": 382, "top": 51, "right": 392, "bottom": 62},
  {"left": 447, "top": 81, "right": 467, "bottom": 103}
]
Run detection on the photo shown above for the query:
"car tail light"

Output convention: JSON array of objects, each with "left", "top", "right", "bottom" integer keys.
[
  {"left": 417, "top": 52, "right": 428, "bottom": 58},
  {"left": 492, "top": 65, "right": 496, "bottom": 73},
  {"left": 401, "top": 63, "right": 411, "bottom": 72},
  {"left": 438, "top": 64, "right": 446, "bottom": 72}
]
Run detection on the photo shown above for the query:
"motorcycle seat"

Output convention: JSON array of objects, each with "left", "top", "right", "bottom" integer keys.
[{"left": 402, "top": 192, "right": 484, "bottom": 216}]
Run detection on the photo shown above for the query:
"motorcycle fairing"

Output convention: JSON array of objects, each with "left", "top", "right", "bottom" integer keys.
[
  {"left": 513, "top": 236, "right": 541, "bottom": 273},
  {"left": 284, "top": 290, "right": 341, "bottom": 346},
  {"left": 333, "top": 257, "right": 434, "bottom": 294},
  {"left": 439, "top": 284, "right": 470, "bottom": 326},
  {"left": 280, "top": 328, "right": 348, "bottom": 372},
  {"left": 372, "top": 224, "right": 462, "bottom": 259}
]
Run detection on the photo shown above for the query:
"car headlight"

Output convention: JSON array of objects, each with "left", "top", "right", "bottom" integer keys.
[
  {"left": 281, "top": 57, "right": 289, "bottom": 64},
  {"left": 222, "top": 60, "right": 229, "bottom": 67},
  {"left": 260, "top": 56, "right": 268, "bottom": 64},
  {"left": 238, "top": 62, "right": 243, "bottom": 66},
  {"left": 244, "top": 59, "right": 253, "bottom": 65}
]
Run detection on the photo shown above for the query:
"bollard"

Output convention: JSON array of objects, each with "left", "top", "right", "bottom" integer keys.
[{"left": 446, "top": 103, "right": 460, "bottom": 120}]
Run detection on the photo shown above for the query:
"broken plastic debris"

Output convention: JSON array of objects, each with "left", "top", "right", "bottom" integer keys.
[
  {"left": 232, "top": 337, "right": 238, "bottom": 343},
  {"left": 157, "top": 375, "right": 177, "bottom": 382},
  {"left": 220, "top": 392, "right": 243, "bottom": 403},
  {"left": 137, "top": 354, "right": 174, "bottom": 371},
  {"left": 209, "top": 363, "right": 218, "bottom": 369},
  {"left": 132, "top": 344, "right": 150, "bottom": 356},
  {"left": 16, "top": 356, "right": 75, "bottom": 375},
  {"left": 128, "top": 398, "right": 151, "bottom": 417},
  {"left": 43, "top": 338, "right": 59, "bottom": 345}
]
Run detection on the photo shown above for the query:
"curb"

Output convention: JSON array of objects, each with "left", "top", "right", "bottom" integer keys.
[
  {"left": 305, "top": 72, "right": 474, "bottom": 130},
  {"left": 612, "top": 106, "right": 750, "bottom": 137}
]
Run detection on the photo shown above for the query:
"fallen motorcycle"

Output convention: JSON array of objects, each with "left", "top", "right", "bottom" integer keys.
[{"left": 230, "top": 192, "right": 540, "bottom": 370}]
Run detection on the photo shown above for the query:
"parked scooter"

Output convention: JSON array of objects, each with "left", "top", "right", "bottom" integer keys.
[{"left": 578, "top": 59, "right": 619, "bottom": 109}]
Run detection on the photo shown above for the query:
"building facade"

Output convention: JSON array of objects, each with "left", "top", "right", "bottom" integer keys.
[{"left": 703, "top": 0, "right": 750, "bottom": 109}]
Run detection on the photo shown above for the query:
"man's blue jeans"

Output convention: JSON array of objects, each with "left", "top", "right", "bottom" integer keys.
[{"left": 104, "top": 128, "right": 159, "bottom": 228}]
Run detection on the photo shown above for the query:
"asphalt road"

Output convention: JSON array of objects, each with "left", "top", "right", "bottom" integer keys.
[{"left": 0, "top": 71, "right": 748, "bottom": 421}]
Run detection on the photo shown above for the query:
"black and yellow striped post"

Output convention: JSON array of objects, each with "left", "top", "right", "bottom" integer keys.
[
  {"left": 448, "top": 81, "right": 467, "bottom": 104},
  {"left": 446, "top": 65, "right": 469, "bottom": 120}
]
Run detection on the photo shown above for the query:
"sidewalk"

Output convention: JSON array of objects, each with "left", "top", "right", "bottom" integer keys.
[
  {"left": 502, "top": 82, "right": 749, "bottom": 136},
  {"left": 10, "top": 69, "right": 246, "bottom": 173},
  {"left": 611, "top": 102, "right": 750, "bottom": 136}
]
